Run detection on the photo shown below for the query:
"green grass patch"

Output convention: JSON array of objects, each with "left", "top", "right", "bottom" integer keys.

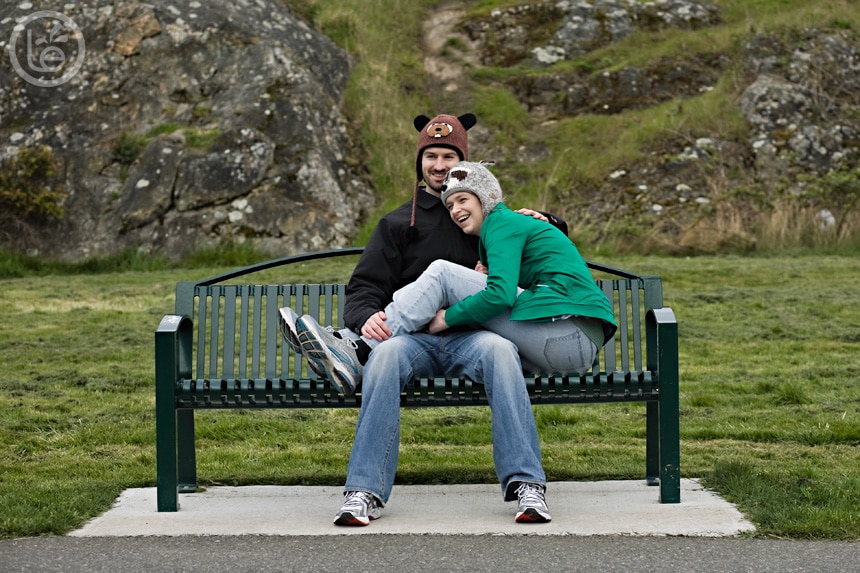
[{"left": 1, "top": 255, "right": 859, "bottom": 539}]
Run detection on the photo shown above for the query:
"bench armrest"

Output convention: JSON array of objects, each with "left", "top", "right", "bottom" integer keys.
[{"left": 156, "top": 315, "right": 193, "bottom": 381}]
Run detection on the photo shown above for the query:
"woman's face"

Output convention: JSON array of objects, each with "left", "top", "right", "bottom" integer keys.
[{"left": 445, "top": 191, "right": 485, "bottom": 235}]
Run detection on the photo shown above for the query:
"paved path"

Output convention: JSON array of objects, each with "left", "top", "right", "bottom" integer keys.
[
  {"left": 3, "top": 535, "right": 858, "bottom": 572},
  {"left": 3, "top": 480, "right": 857, "bottom": 572}
]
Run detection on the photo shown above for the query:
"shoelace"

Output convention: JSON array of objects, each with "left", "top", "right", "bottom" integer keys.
[
  {"left": 325, "top": 326, "right": 359, "bottom": 350},
  {"left": 515, "top": 482, "right": 546, "bottom": 506},
  {"left": 342, "top": 491, "right": 372, "bottom": 511}
]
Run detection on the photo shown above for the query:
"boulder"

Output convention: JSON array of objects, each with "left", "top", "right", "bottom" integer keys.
[{"left": 0, "top": 0, "right": 372, "bottom": 260}]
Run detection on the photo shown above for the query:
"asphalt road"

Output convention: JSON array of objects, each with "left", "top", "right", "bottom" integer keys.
[{"left": 2, "top": 535, "right": 858, "bottom": 573}]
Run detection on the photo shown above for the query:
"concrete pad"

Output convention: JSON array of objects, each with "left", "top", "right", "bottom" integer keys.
[{"left": 69, "top": 479, "right": 755, "bottom": 537}]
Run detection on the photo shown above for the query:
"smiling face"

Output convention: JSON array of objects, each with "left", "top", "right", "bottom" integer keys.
[
  {"left": 421, "top": 147, "right": 462, "bottom": 192},
  {"left": 445, "top": 191, "right": 485, "bottom": 235}
]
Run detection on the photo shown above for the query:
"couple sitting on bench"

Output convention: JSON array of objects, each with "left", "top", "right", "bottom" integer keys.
[{"left": 279, "top": 116, "right": 615, "bottom": 528}]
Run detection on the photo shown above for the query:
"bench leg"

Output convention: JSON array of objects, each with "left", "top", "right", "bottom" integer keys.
[
  {"left": 656, "top": 317, "right": 680, "bottom": 504},
  {"left": 658, "top": 399, "right": 681, "bottom": 503},
  {"left": 155, "top": 399, "right": 179, "bottom": 512},
  {"left": 155, "top": 409, "right": 179, "bottom": 511},
  {"left": 156, "top": 409, "right": 197, "bottom": 510},
  {"left": 646, "top": 308, "right": 680, "bottom": 503},
  {"left": 646, "top": 401, "right": 660, "bottom": 486},
  {"left": 177, "top": 409, "right": 198, "bottom": 493}
]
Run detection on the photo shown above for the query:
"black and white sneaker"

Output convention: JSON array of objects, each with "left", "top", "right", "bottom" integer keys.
[
  {"left": 514, "top": 482, "right": 551, "bottom": 523},
  {"left": 333, "top": 491, "right": 382, "bottom": 526}
]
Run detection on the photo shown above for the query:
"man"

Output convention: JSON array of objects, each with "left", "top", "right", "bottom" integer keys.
[{"left": 294, "top": 113, "right": 565, "bottom": 525}]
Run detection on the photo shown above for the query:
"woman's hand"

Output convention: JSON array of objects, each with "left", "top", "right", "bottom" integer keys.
[
  {"left": 475, "top": 261, "right": 488, "bottom": 275},
  {"left": 361, "top": 310, "right": 392, "bottom": 341},
  {"left": 427, "top": 309, "right": 449, "bottom": 334}
]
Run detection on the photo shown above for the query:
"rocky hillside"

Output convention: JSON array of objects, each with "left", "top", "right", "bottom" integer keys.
[
  {"left": 1, "top": 0, "right": 858, "bottom": 259},
  {"left": 1, "top": 0, "right": 372, "bottom": 260},
  {"left": 423, "top": 1, "right": 860, "bottom": 252}
]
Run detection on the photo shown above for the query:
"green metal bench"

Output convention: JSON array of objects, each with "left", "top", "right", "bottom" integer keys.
[{"left": 155, "top": 247, "right": 679, "bottom": 511}]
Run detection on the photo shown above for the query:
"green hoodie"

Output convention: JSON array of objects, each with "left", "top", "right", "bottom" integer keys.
[{"left": 444, "top": 204, "right": 617, "bottom": 344}]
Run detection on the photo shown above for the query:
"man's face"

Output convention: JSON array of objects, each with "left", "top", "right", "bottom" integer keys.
[{"left": 421, "top": 147, "right": 461, "bottom": 192}]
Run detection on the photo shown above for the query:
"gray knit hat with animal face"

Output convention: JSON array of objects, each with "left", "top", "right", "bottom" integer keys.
[{"left": 440, "top": 161, "right": 503, "bottom": 217}]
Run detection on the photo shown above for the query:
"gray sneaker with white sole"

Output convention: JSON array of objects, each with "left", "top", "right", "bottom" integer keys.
[{"left": 296, "top": 314, "right": 362, "bottom": 394}]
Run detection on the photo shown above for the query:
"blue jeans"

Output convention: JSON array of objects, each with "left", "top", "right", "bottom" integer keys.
[
  {"left": 367, "top": 259, "right": 598, "bottom": 375},
  {"left": 344, "top": 330, "right": 546, "bottom": 503}
]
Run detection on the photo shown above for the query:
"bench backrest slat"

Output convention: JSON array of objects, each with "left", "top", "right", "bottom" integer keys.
[
  {"left": 265, "top": 289, "right": 280, "bottom": 380},
  {"left": 195, "top": 293, "right": 208, "bottom": 380},
  {"left": 250, "top": 287, "right": 264, "bottom": 378},
  {"left": 618, "top": 280, "right": 631, "bottom": 370},
  {"left": 631, "top": 281, "right": 644, "bottom": 372},
  {"left": 601, "top": 280, "right": 617, "bottom": 373},
  {"left": 238, "top": 286, "right": 251, "bottom": 379},
  {"left": 222, "top": 286, "right": 238, "bottom": 379},
  {"left": 209, "top": 291, "right": 222, "bottom": 379}
]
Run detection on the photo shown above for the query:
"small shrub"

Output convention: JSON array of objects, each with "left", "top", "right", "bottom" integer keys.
[
  {"left": 800, "top": 166, "right": 860, "bottom": 239},
  {"left": 0, "top": 146, "right": 66, "bottom": 248},
  {"left": 0, "top": 146, "right": 64, "bottom": 219},
  {"left": 183, "top": 128, "right": 222, "bottom": 149},
  {"left": 112, "top": 132, "right": 147, "bottom": 166},
  {"left": 145, "top": 123, "right": 182, "bottom": 138}
]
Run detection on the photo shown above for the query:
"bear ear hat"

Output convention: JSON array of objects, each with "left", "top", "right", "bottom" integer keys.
[
  {"left": 413, "top": 114, "right": 432, "bottom": 132},
  {"left": 408, "top": 112, "right": 477, "bottom": 242},
  {"left": 413, "top": 113, "right": 476, "bottom": 132},
  {"left": 457, "top": 113, "right": 477, "bottom": 131}
]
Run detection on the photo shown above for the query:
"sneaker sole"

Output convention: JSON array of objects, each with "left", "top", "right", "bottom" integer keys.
[
  {"left": 296, "top": 317, "right": 359, "bottom": 394},
  {"left": 333, "top": 512, "right": 375, "bottom": 526},
  {"left": 515, "top": 508, "right": 552, "bottom": 523},
  {"left": 305, "top": 354, "right": 344, "bottom": 394},
  {"left": 278, "top": 308, "right": 303, "bottom": 353}
]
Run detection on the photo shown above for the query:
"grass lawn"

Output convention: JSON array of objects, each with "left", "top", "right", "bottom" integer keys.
[{"left": 0, "top": 255, "right": 858, "bottom": 539}]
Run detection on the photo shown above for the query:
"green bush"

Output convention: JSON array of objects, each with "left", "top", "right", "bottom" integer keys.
[
  {"left": 0, "top": 146, "right": 66, "bottom": 249},
  {"left": 0, "top": 146, "right": 65, "bottom": 221},
  {"left": 112, "top": 132, "right": 148, "bottom": 166}
]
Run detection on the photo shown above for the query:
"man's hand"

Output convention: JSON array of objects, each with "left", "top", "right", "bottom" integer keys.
[
  {"left": 361, "top": 310, "right": 392, "bottom": 341},
  {"left": 515, "top": 208, "right": 549, "bottom": 223},
  {"left": 475, "top": 261, "right": 488, "bottom": 275},
  {"left": 427, "top": 309, "right": 449, "bottom": 334}
]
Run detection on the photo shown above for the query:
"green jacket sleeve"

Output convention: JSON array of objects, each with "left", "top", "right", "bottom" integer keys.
[{"left": 444, "top": 207, "right": 526, "bottom": 326}]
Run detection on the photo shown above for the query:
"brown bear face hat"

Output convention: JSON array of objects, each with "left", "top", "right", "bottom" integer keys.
[{"left": 408, "top": 113, "right": 477, "bottom": 238}]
